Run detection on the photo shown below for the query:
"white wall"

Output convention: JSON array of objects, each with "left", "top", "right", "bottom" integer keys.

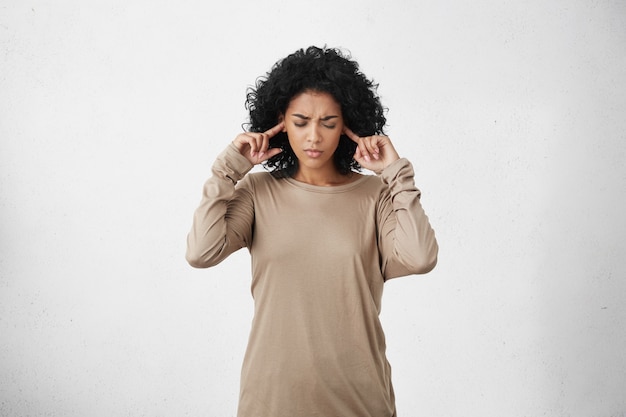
[{"left": 1, "top": 1, "right": 625, "bottom": 416}]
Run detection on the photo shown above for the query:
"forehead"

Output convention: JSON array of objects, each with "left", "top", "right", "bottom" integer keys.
[{"left": 286, "top": 90, "right": 342, "bottom": 115}]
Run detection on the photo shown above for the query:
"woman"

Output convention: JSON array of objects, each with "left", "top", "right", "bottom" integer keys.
[{"left": 186, "top": 46, "right": 438, "bottom": 417}]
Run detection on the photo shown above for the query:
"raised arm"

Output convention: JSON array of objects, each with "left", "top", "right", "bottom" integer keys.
[
  {"left": 185, "top": 123, "right": 284, "bottom": 268},
  {"left": 377, "top": 158, "right": 438, "bottom": 279},
  {"left": 343, "top": 126, "right": 438, "bottom": 279}
]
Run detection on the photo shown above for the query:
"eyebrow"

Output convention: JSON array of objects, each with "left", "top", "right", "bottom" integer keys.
[{"left": 291, "top": 113, "right": 339, "bottom": 122}]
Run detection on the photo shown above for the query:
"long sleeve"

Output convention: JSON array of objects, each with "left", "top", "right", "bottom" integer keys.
[
  {"left": 186, "top": 144, "right": 255, "bottom": 268},
  {"left": 377, "top": 158, "right": 438, "bottom": 280}
]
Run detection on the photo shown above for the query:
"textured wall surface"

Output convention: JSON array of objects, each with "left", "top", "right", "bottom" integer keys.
[{"left": 1, "top": 1, "right": 625, "bottom": 416}]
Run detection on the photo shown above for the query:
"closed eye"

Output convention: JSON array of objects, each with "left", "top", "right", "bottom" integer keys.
[{"left": 291, "top": 113, "right": 339, "bottom": 128}]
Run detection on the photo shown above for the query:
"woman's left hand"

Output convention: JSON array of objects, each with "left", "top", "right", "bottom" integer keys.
[{"left": 343, "top": 126, "right": 400, "bottom": 173}]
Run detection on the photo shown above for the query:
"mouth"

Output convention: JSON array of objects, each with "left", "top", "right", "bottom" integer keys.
[{"left": 304, "top": 149, "right": 323, "bottom": 158}]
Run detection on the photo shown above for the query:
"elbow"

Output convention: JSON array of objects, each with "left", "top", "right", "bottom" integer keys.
[
  {"left": 186, "top": 248, "right": 220, "bottom": 269},
  {"left": 186, "top": 232, "right": 234, "bottom": 268},
  {"left": 420, "top": 240, "right": 439, "bottom": 273},
  {"left": 416, "top": 252, "right": 438, "bottom": 274},
  {"left": 417, "top": 234, "right": 439, "bottom": 274},
  {"left": 186, "top": 251, "right": 208, "bottom": 269},
  {"left": 384, "top": 239, "right": 438, "bottom": 280},
  {"left": 402, "top": 253, "right": 437, "bottom": 275},
  {"left": 406, "top": 240, "right": 439, "bottom": 274}
]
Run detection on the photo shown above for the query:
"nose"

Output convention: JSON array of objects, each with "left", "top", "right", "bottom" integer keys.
[{"left": 306, "top": 124, "right": 322, "bottom": 143}]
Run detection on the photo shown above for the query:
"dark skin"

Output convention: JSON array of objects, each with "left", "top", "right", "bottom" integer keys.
[
  {"left": 232, "top": 123, "right": 400, "bottom": 177},
  {"left": 232, "top": 94, "right": 400, "bottom": 182}
]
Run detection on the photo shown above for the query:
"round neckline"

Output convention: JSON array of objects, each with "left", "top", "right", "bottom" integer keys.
[{"left": 283, "top": 174, "right": 370, "bottom": 193}]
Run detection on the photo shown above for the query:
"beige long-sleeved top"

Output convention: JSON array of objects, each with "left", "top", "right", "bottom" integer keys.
[{"left": 186, "top": 144, "right": 438, "bottom": 417}]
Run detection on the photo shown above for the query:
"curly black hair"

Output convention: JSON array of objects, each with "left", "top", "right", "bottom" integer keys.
[{"left": 245, "top": 46, "right": 387, "bottom": 178}]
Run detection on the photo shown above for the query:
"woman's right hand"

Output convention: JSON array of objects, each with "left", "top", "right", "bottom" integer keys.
[{"left": 232, "top": 122, "right": 284, "bottom": 166}]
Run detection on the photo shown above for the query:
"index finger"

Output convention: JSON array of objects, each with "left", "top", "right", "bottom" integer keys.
[
  {"left": 264, "top": 121, "right": 285, "bottom": 138},
  {"left": 342, "top": 126, "right": 360, "bottom": 143}
]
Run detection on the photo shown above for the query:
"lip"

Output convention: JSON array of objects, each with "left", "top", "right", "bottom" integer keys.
[{"left": 304, "top": 149, "right": 323, "bottom": 158}]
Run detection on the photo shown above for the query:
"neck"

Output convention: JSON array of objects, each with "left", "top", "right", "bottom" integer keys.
[{"left": 293, "top": 166, "right": 355, "bottom": 186}]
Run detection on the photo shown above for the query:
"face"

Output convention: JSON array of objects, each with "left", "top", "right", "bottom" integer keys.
[{"left": 282, "top": 90, "right": 344, "bottom": 175}]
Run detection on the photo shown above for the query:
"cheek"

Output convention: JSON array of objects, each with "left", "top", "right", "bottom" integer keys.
[
  {"left": 285, "top": 131, "right": 299, "bottom": 149},
  {"left": 285, "top": 127, "right": 302, "bottom": 141},
  {"left": 328, "top": 131, "right": 342, "bottom": 148}
]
